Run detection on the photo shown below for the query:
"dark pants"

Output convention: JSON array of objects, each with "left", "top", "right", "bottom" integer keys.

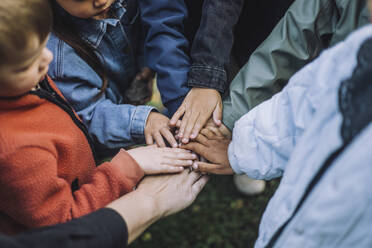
[{"left": 185, "top": 0, "right": 294, "bottom": 68}]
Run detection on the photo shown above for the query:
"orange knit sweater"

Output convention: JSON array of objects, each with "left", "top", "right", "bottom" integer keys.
[{"left": 0, "top": 77, "right": 144, "bottom": 235}]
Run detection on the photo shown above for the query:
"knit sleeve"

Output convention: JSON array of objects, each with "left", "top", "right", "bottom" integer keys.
[{"left": 0, "top": 147, "right": 144, "bottom": 230}]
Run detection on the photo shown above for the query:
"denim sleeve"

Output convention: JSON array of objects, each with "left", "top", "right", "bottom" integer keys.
[
  {"left": 187, "top": 0, "right": 244, "bottom": 93},
  {"left": 47, "top": 35, "right": 154, "bottom": 151},
  {"left": 139, "top": 0, "right": 191, "bottom": 116},
  {"left": 55, "top": 76, "right": 153, "bottom": 150}
]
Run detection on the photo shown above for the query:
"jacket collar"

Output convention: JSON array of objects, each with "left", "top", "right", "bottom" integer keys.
[{"left": 55, "top": 0, "right": 126, "bottom": 48}]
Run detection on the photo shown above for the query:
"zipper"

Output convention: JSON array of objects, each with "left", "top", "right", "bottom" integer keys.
[{"left": 29, "top": 78, "right": 98, "bottom": 164}]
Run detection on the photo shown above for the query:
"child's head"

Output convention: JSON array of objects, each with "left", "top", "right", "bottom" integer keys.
[
  {"left": 55, "top": 0, "right": 115, "bottom": 19},
  {"left": 0, "top": 0, "right": 53, "bottom": 97}
]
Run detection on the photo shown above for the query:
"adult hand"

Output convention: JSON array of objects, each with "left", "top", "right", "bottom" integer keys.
[
  {"left": 107, "top": 170, "right": 209, "bottom": 244},
  {"left": 169, "top": 88, "right": 222, "bottom": 144},
  {"left": 145, "top": 112, "right": 178, "bottom": 148},
  {"left": 136, "top": 170, "right": 209, "bottom": 217},
  {"left": 127, "top": 145, "right": 196, "bottom": 174},
  {"left": 181, "top": 129, "right": 233, "bottom": 175}
]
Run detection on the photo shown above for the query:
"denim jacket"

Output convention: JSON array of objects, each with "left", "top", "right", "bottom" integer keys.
[
  {"left": 187, "top": 0, "right": 243, "bottom": 93},
  {"left": 47, "top": 0, "right": 190, "bottom": 151}
]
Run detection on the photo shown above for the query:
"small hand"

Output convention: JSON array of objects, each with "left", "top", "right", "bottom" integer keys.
[
  {"left": 169, "top": 88, "right": 222, "bottom": 144},
  {"left": 128, "top": 145, "right": 197, "bottom": 174},
  {"left": 145, "top": 112, "right": 178, "bottom": 148},
  {"left": 181, "top": 131, "right": 233, "bottom": 175}
]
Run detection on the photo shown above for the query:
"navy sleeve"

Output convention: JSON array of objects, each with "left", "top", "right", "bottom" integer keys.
[
  {"left": 1, "top": 209, "right": 127, "bottom": 248},
  {"left": 139, "top": 0, "right": 191, "bottom": 115},
  {"left": 187, "top": 0, "right": 244, "bottom": 93}
]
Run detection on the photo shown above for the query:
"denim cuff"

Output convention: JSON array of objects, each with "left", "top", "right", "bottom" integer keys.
[
  {"left": 187, "top": 64, "right": 227, "bottom": 93},
  {"left": 130, "top": 105, "right": 156, "bottom": 144}
]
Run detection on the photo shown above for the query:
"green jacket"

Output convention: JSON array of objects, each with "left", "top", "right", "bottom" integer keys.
[{"left": 223, "top": 0, "right": 369, "bottom": 130}]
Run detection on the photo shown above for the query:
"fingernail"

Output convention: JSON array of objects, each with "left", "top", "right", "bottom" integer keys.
[
  {"left": 193, "top": 163, "right": 198, "bottom": 170},
  {"left": 190, "top": 134, "right": 196, "bottom": 139},
  {"left": 188, "top": 160, "right": 193, "bottom": 165},
  {"left": 191, "top": 154, "right": 197, "bottom": 159},
  {"left": 173, "top": 143, "right": 178, "bottom": 148},
  {"left": 182, "top": 138, "right": 189, "bottom": 143}
]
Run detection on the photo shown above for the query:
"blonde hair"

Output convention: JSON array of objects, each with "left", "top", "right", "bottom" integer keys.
[{"left": 0, "top": 0, "right": 52, "bottom": 65}]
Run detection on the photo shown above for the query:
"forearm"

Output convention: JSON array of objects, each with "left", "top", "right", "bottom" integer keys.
[
  {"left": 107, "top": 190, "right": 161, "bottom": 244},
  {"left": 188, "top": 0, "right": 244, "bottom": 93}
]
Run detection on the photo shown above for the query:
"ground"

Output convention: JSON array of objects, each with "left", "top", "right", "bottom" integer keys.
[{"left": 132, "top": 175, "right": 279, "bottom": 248}]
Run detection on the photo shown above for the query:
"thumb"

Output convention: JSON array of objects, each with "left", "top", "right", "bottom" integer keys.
[{"left": 212, "top": 103, "right": 222, "bottom": 126}]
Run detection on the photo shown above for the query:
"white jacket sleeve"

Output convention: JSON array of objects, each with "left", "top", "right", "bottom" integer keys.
[{"left": 227, "top": 36, "right": 360, "bottom": 180}]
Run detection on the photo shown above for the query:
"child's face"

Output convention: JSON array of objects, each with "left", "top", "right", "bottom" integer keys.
[
  {"left": 56, "top": 0, "right": 116, "bottom": 19},
  {"left": 0, "top": 35, "right": 53, "bottom": 97}
]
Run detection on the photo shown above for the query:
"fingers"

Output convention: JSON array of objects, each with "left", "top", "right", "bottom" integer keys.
[
  {"left": 154, "top": 132, "right": 166, "bottom": 147},
  {"left": 191, "top": 175, "right": 209, "bottom": 195},
  {"left": 160, "top": 128, "right": 178, "bottom": 148},
  {"left": 195, "top": 133, "right": 209, "bottom": 145},
  {"left": 181, "top": 142, "right": 208, "bottom": 158},
  {"left": 200, "top": 128, "right": 222, "bottom": 140},
  {"left": 185, "top": 171, "right": 203, "bottom": 185},
  {"left": 190, "top": 114, "right": 209, "bottom": 140},
  {"left": 181, "top": 111, "right": 200, "bottom": 144},
  {"left": 193, "top": 161, "right": 234, "bottom": 175},
  {"left": 212, "top": 102, "right": 222, "bottom": 126},
  {"left": 158, "top": 165, "right": 185, "bottom": 173},
  {"left": 169, "top": 104, "right": 186, "bottom": 127},
  {"left": 165, "top": 149, "right": 197, "bottom": 159},
  {"left": 163, "top": 149, "right": 197, "bottom": 166},
  {"left": 145, "top": 133, "right": 154, "bottom": 145}
]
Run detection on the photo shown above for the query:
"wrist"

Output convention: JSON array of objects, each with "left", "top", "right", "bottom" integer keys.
[{"left": 135, "top": 188, "right": 164, "bottom": 220}]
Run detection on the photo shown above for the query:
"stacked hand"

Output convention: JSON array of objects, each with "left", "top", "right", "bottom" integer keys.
[
  {"left": 144, "top": 87, "right": 233, "bottom": 175},
  {"left": 128, "top": 145, "right": 197, "bottom": 174},
  {"left": 181, "top": 124, "right": 233, "bottom": 175}
]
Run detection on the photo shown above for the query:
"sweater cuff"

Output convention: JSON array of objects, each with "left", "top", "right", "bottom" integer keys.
[
  {"left": 187, "top": 64, "right": 227, "bottom": 93},
  {"left": 110, "top": 149, "right": 145, "bottom": 191}
]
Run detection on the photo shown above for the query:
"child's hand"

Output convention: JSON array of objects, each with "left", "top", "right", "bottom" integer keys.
[
  {"left": 128, "top": 145, "right": 197, "bottom": 174},
  {"left": 145, "top": 112, "right": 178, "bottom": 148},
  {"left": 169, "top": 88, "right": 222, "bottom": 144},
  {"left": 181, "top": 130, "right": 233, "bottom": 175},
  {"left": 204, "top": 118, "right": 232, "bottom": 139}
]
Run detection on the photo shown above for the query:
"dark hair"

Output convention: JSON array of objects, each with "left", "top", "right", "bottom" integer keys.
[
  {"left": 0, "top": 0, "right": 52, "bottom": 65},
  {"left": 50, "top": 1, "right": 108, "bottom": 96}
]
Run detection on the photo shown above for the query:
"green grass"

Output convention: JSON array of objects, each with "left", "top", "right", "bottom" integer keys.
[{"left": 132, "top": 176, "right": 279, "bottom": 248}]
